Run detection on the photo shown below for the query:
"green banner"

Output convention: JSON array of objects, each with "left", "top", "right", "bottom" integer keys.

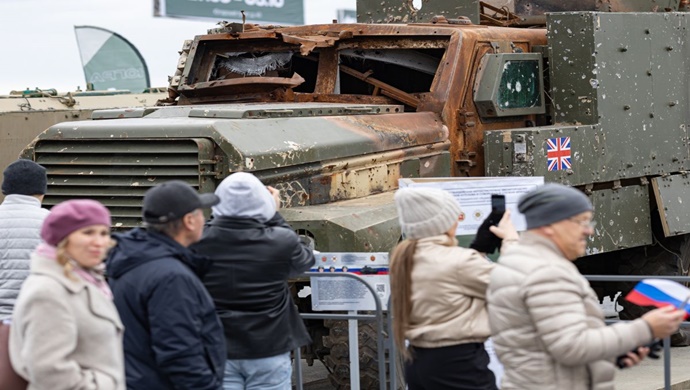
[
  {"left": 159, "top": 0, "right": 304, "bottom": 25},
  {"left": 75, "top": 26, "right": 150, "bottom": 92}
]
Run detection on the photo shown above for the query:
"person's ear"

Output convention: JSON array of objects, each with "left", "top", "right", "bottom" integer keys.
[
  {"left": 182, "top": 212, "right": 196, "bottom": 231},
  {"left": 539, "top": 225, "right": 556, "bottom": 237}
]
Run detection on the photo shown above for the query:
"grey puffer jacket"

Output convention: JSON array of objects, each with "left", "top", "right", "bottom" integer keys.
[
  {"left": 0, "top": 195, "right": 49, "bottom": 320},
  {"left": 487, "top": 232, "right": 652, "bottom": 390}
]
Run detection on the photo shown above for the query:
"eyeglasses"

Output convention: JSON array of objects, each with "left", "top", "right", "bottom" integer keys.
[{"left": 568, "top": 218, "right": 597, "bottom": 229}]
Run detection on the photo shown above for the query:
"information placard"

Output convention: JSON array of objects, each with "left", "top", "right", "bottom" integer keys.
[
  {"left": 399, "top": 177, "right": 544, "bottom": 236},
  {"left": 310, "top": 252, "right": 389, "bottom": 311}
]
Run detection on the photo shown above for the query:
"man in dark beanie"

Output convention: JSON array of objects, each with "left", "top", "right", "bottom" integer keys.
[
  {"left": 487, "top": 183, "right": 685, "bottom": 390},
  {"left": 0, "top": 159, "right": 49, "bottom": 321}
]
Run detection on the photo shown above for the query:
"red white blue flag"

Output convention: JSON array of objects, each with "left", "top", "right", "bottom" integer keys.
[
  {"left": 547, "top": 137, "right": 571, "bottom": 171},
  {"left": 625, "top": 279, "right": 690, "bottom": 315}
]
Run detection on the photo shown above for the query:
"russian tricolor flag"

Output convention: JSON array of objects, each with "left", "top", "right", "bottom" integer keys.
[{"left": 625, "top": 279, "right": 690, "bottom": 314}]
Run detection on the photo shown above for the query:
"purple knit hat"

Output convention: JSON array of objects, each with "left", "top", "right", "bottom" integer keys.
[{"left": 41, "top": 199, "right": 111, "bottom": 246}]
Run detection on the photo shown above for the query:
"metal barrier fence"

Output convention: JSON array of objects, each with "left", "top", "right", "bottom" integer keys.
[
  {"left": 584, "top": 274, "right": 690, "bottom": 390},
  {"left": 293, "top": 272, "right": 397, "bottom": 390},
  {"left": 292, "top": 272, "right": 687, "bottom": 389}
]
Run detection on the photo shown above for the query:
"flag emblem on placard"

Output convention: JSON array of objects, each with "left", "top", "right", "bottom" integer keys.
[{"left": 546, "top": 137, "right": 571, "bottom": 171}]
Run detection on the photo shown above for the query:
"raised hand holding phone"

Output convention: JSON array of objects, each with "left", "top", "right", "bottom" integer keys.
[{"left": 469, "top": 194, "right": 507, "bottom": 254}]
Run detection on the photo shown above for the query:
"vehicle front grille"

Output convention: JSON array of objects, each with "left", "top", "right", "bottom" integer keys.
[{"left": 34, "top": 138, "right": 217, "bottom": 229}]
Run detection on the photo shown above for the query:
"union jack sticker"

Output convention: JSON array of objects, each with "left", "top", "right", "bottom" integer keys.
[{"left": 546, "top": 137, "right": 571, "bottom": 171}]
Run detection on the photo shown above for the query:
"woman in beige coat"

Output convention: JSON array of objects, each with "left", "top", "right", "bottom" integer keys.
[
  {"left": 390, "top": 187, "right": 517, "bottom": 390},
  {"left": 10, "top": 199, "right": 124, "bottom": 390}
]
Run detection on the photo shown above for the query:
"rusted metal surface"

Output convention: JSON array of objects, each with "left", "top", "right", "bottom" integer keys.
[
  {"left": 168, "top": 21, "right": 546, "bottom": 180},
  {"left": 479, "top": 1, "right": 521, "bottom": 26}
]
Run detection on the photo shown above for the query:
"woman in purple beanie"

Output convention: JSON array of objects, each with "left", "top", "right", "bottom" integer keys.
[{"left": 8, "top": 199, "right": 125, "bottom": 390}]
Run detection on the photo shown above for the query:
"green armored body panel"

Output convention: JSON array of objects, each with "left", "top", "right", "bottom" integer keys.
[{"left": 484, "top": 12, "right": 690, "bottom": 253}]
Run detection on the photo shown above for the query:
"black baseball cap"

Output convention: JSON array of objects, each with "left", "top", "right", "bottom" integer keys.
[{"left": 142, "top": 180, "right": 219, "bottom": 223}]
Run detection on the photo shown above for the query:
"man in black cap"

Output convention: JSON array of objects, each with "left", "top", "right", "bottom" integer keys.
[
  {"left": 487, "top": 183, "right": 684, "bottom": 390},
  {"left": 0, "top": 159, "right": 49, "bottom": 321},
  {"left": 106, "top": 180, "right": 226, "bottom": 390}
]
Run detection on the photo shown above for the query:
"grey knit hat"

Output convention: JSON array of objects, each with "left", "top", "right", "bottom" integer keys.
[
  {"left": 2, "top": 159, "right": 47, "bottom": 196},
  {"left": 394, "top": 187, "right": 461, "bottom": 239},
  {"left": 518, "top": 183, "right": 593, "bottom": 229}
]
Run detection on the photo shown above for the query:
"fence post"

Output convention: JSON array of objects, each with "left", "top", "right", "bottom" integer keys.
[
  {"left": 294, "top": 346, "right": 304, "bottom": 390},
  {"left": 664, "top": 336, "right": 671, "bottom": 390},
  {"left": 349, "top": 310, "right": 361, "bottom": 390}
]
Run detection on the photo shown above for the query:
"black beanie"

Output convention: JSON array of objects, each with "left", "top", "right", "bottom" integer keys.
[
  {"left": 2, "top": 159, "right": 47, "bottom": 196},
  {"left": 518, "top": 183, "right": 593, "bottom": 229}
]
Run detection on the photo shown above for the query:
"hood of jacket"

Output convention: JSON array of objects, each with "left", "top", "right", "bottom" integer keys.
[{"left": 106, "top": 227, "right": 211, "bottom": 279}]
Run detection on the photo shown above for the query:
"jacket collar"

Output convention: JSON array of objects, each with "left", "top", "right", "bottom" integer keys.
[
  {"left": 31, "top": 253, "right": 86, "bottom": 294},
  {"left": 416, "top": 234, "right": 457, "bottom": 247},
  {"left": 145, "top": 229, "right": 213, "bottom": 278},
  {"left": 209, "top": 215, "right": 266, "bottom": 229},
  {"left": 30, "top": 253, "right": 123, "bottom": 330},
  {"left": 520, "top": 231, "right": 566, "bottom": 258},
  {"left": 2, "top": 194, "right": 42, "bottom": 207}
]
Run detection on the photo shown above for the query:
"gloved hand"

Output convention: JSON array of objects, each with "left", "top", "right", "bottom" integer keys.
[{"left": 469, "top": 211, "right": 503, "bottom": 254}]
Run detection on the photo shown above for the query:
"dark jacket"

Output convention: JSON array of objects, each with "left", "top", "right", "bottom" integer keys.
[
  {"left": 191, "top": 213, "right": 314, "bottom": 359},
  {"left": 106, "top": 228, "right": 225, "bottom": 390}
]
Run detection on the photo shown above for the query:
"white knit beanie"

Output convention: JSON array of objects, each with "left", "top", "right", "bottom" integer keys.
[
  {"left": 212, "top": 172, "right": 276, "bottom": 222},
  {"left": 394, "top": 187, "right": 461, "bottom": 239}
]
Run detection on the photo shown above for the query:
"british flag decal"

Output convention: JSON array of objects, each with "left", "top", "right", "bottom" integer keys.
[{"left": 546, "top": 137, "right": 571, "bottom": 171}]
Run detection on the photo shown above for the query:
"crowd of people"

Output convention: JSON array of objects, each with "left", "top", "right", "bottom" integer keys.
[
  {"left": 0, "top": 157, "right": 686, "bottom": 390},
  {"left": 0, "top": 159, "right": 314, "bottom": 390}
]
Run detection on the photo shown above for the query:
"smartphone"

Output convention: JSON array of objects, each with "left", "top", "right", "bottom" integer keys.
[{"left": 491, "top": 194, "right": 506, "bottom": 215}]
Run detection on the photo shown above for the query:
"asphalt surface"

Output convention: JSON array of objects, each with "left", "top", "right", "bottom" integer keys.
[{"left": 293, "top": 359, "right": 331, "bottom": 389}]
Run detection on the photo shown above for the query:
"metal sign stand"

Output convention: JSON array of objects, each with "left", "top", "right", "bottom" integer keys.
[{"left": 349, "top": 311, "right": 361, "bottom": 390}]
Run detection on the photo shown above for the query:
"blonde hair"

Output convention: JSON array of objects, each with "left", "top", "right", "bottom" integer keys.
[
  {"left": 55, "top": 239, "right": 77, "bottom": 281},
  {"left": 389, "top": 239, "right": 417, "bottom": 361}
]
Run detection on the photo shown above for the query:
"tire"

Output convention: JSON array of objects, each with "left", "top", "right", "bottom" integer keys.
[{"left": 322, "top": 319, "right": 405, "bottom": 389}]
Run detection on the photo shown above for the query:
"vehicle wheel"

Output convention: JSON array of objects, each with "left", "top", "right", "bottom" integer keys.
[{"left": 322, "top": 319, "right": 405, "bottom": 389}]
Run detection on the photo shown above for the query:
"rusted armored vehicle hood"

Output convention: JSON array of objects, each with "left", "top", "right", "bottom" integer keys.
[{"left": 23, "top": 21, "right": 545, "bottom": 249}]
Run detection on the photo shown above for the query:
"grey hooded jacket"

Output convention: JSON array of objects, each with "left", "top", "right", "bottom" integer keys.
[{"left": 0, "top": 195, "right": 49, "bottom": 320}]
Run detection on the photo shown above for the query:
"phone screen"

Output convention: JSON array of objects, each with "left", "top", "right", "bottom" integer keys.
[{"left": 491, "top": 194, "right": 506, "bottom": 214}]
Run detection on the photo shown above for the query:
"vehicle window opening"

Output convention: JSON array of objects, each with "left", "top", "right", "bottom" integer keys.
[
  {"left": 338, "top": 48, "right": 443, "bottom": 95},
  {"left": 208, "top": 50, "right": 318, "bottom": 93}
]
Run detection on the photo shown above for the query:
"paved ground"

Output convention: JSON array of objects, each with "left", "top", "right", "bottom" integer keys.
[
  {"left": 616, "top": 346, "right": 690, "bottom": 390},
  {"left": 293, "top": 360, "right": 331, "bottom": 389},
  {"left": 293, "top": 347, "right": 690, "bottom": 390}
]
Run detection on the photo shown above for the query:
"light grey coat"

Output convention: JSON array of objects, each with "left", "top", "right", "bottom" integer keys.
[
  {"left": 487, "top": 232, "right": 652, "bottom": 390},
  {"left": 0, "top": 195, "right": 49, "bottom": 320},
  {"left": 10, "top": 253, "right": 125, "bottom": 390}
]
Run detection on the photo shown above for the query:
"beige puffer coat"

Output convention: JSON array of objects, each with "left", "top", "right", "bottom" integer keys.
[
  {"left": 487, "top": 232, "right": 652, "bottom": 390},
  {"left": 406, "top": 234, "right": 495, "bottom": 348}
]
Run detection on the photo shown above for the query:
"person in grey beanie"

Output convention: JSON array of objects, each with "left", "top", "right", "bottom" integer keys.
[
  {"left": 0, "top": 159, "right": 50, "bottom": 321},
  {"left": 389, "top": 186, "right": 517, "bottom": 390},
  {"left": 191, "top": 172, "right": 315, "bottom": 390},
  {"left": 487, "top": 183, "right": 685, "bottom": 390}
]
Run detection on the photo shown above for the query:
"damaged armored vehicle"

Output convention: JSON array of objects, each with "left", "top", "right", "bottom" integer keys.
[{"left": 19, "top": 0, "right": 690, "bottom": 387}]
